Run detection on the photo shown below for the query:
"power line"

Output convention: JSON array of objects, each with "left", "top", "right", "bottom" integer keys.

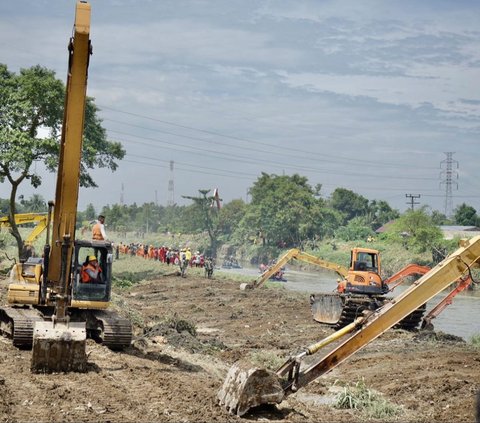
[
  {"left": 99, "top": 105, "right": 439, "bottom": 171},
  {"left": 112, "top": 130, "right": 439, "bottom": 182}
]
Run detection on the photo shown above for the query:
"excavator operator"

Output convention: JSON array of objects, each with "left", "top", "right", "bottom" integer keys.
[{"left": 81, "top": 255, "right": 103, "bottom": 284}]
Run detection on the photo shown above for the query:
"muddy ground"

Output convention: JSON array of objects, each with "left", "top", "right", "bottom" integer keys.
[{"left": 0, "top": 273, "right": 479, "bottom": 422}]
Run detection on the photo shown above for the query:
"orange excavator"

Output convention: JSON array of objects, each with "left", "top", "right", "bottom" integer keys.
[
  {"left": 245, "top": 247, "right": 430, "bottom": 330},
  {"left": 218, "top": 235, "right": 480, "bottom": 416}
]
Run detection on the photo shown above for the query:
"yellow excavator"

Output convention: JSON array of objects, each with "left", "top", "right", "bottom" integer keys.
[
  {"left": 245, "top": 248, "right": 429, "bottom": 330},
  {"left": 0, "top": 213, "right": 49, "bottom": 257},
  {"left": 0, "top": 1, "right": 131, "bottom": 373},
  {"left": 218, "top": 235, "right": 480, "bottom": 416}
]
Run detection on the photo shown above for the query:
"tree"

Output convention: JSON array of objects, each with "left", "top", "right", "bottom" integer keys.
[
  {"left": 84, "top": 203, "right": 97, "bottom": 222},
  {"left": 430, "top": 209, "right": 450, "bottom": 225},
  {"left": 182, "top": 189, "right": 220, "bottom": 255},
  {"left": 329, "top": 188, "right": 369, "bottom": 225},
  {"left": 217, "top": 199, "right": 247, "bottom": 237},
  {"left": 335, "top": 216, "right": 375, "bottom": 241},
  {"left": 367, "top": 199, "right": 400, "bottom": 230},
  {"left": 19, "top": 194, "right": 47, "bottom": 213},
  {"left": 386, "top": 207, "right": 443, "bottom": 252},
  {"left": 454, "top": 203, "right": 478, "bottom": 226},
  {"left": 235, "top": 173, "right": 324, "bottom": 247},
  {"left": 0, "top": 64, "right": 125, "bottom": 260}
]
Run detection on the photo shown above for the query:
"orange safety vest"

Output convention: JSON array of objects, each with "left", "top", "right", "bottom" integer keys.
[
  {"left": 81, "top": 263, "right": 102, "bottom": 283},
  {"left": 92, "top": 222, "right": 104, "bottom": 240}
]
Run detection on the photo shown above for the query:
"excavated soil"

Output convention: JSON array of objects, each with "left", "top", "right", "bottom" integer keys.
[{"left": 0, "top": 273, "right": 479, "bottom": 422}]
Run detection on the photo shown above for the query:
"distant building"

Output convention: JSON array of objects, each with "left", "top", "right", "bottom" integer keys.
[
  {"left": 375, "top": 220, "right": 395, "bottom": 234},
  {"left": 439, "top": 225, "right": 480, "bottom": 240}
]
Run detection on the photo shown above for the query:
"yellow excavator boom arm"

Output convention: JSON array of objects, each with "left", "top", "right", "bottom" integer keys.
[
  {"left": 252, "top": 249, "right": 349, "bottom": 289},
  {"left": 0, "top": 213, "right": 49, "bottom": 245}
]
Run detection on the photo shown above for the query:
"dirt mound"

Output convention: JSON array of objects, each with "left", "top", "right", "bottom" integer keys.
[{"left": 414, "top": 330, "right": 466, "bottom": 344}]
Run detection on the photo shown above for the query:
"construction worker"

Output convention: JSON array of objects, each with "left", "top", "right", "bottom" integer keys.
[
  {"left": 92, "top": 215, "right": 107, "bottom": 241},
  {"left": 81, "top": 255, "right": 103, "bottom": 283},
  {"left": 185, "top": 247, "right": 192, "bottom": 265},
  {"left": 92, "top": 214, "right": 108, "bottom": 260}
]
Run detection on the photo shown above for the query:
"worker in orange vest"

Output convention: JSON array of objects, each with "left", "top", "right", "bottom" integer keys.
[
  {"left": 81, "top": 255, "right": 103, "bottom": 283},
  {"left": 92, "top": 215, "right": 107, "bottom": 241}
]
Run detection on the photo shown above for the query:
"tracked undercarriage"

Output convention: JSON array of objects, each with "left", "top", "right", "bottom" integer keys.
[
  {"left": 310, "top": 293, "right": 426, "bottom": 331},
  {"left": 0, "top": 306, "right": 132, "bottom": 350}
]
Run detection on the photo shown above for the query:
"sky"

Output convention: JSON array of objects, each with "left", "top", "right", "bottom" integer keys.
[{"left": 1, "top": 0, "right": 479, "bottom": 216}]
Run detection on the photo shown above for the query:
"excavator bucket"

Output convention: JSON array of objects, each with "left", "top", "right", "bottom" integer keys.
[
  {"left": 217, "top": 360, "right": 285, "bottom": 416},
  {"left": 310, "top": 293, "right": 344, "bottom": 325},
  {"left": 31, "top": 320, "right": 87, "bottom": 373}
]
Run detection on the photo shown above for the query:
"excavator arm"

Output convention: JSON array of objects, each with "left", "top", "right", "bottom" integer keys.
[
  {"left": 31, "top": 0, "right": 92, "bottom": 373},
  {"left": 219, "top": 235, "right": 480, "bottom": 416},
  {"left": 0, "top": 213, "right": 48, "bottom": 245},
  {"left": 248, "top": 249, "right": 348, "bottom": 290}
]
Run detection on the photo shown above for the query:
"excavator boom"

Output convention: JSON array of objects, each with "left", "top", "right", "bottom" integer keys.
[
  {"left": 31, "top": 1, "right": 92, "bottom": 373},
  {"left": 0, "top": 213, "right": 49, "bottom": 245},
  {"left": 219, "top": 235, "right": 480, "bottom": 416},
  {"left": 248, "top": 249, "right": 348, "bottom": 290}
]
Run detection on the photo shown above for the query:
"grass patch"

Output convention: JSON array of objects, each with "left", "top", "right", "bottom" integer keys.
[
  {"left": 334, "top": 379, "right": 403, "bottom": 420},
  {"left": 248, "top": 350, "right": 284, "bottom": 371},
  {"left": 470, "top": 334, "right": 480, "bottom": 349}
]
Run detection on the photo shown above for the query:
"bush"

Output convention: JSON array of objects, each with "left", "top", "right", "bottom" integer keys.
[
  {"left": 335, "top": 379, "right": 402, "bottom": 419},
  {"left": 470, "top": 334, "right": 480, "bottom": 349}
]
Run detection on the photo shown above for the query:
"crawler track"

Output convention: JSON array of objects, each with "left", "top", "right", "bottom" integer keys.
[
  {"left": 86, "top": 310, "right": 132, "bottom": 350},
  {"left": 0, "top": 306, "right": 132, "bottom": 350},
  {"left": 311, "top": 293, "right": 426, "bottom": 331},
  {"left": 0, "top": 306, "right": 44, "bottom": 348}
]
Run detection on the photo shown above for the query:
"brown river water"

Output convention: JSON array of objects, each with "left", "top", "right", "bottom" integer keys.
[{"left": 220, "top": 265, "right": 480, "bottom": 341}]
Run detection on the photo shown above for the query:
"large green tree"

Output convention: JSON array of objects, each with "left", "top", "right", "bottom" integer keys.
[
  {"left": 329, "top": 188, "right": 369, "bottom": 225},
  {"left": 454, "top": 203, "right": 478, "bottom": 226},
  {"left": 235, "top": 173, "right": 329, "bottom": 247},
  {"left": 0, "top": 64, "right": 125, "bottom": 260}
]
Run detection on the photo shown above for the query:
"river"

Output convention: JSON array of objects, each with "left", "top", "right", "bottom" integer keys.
[{"left": 220, "top": 265, "right": 480, "bottom": 341}]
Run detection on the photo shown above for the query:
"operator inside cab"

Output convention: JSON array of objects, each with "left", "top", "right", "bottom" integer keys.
[{"left": 81, "top": 255, "right": 103, "bottom": 284}]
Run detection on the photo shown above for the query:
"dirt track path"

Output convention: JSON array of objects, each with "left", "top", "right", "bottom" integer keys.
[{"left": 1, "top": 274, "right": 479, "bottom": 422}]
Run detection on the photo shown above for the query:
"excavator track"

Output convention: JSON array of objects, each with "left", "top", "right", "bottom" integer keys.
[
  {"left": 87, "top": 310, "right": 132, "bottom": 350},
  {"left": 311, "top": 293, "right": 426, "bottom": 331},
  {"left": 0, "top": 306, "right": 44, "bottom": 348}
]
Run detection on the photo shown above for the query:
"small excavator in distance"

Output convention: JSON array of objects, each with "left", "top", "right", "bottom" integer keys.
[
  {"left": 0, "top": 213, "right": 49, "bottom": 258},
  {"left": 0, "top": 1, "right": 132, "bottom": 373},
  {"left": 245, "top": 247, "right": 430, "bottom": 330},
  {"left": 218, "top": 235, "right": 480, "bottom": 416}
]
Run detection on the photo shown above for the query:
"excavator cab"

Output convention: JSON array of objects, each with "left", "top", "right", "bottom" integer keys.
[
  {"left": 71, "top": 240, "right": 113, "bottom": 305},
  {"left": 344, "top": 248, "right": 385, "bottom": 295}
]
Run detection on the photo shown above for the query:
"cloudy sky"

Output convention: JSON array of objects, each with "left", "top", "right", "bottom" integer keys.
[{"left": 1, "top": 0, "right": 479, "bottom": 215}]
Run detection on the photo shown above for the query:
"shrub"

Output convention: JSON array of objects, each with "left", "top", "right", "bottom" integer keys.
[
  {"left": 470, "top": 334, "right": 480, "bottom": 349},
  {"left": 335, "top": 379, "right": 402, "bottom": 419}
]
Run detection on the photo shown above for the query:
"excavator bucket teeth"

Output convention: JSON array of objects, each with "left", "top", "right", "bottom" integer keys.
[
  {"left": 217, "top": 360, "right": 285, "bottom": 416},
  {"left": 310, "top": 293, "right": 344, "bottom": 325},
  {"left": 31, "top": 321, "right": 87, "bottom": 373}
]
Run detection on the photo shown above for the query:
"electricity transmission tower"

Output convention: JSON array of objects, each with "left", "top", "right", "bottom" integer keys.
[{"left": 440, "top": 152, "right": 458, "bottom": 218}]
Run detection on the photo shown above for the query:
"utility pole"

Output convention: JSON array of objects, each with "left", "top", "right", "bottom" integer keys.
[
  {"left": 440, "top": 152, "right": 458, "bottom": 218},
  {"left": 405, "top": 194, "right": 420, "bottom": 210},
  {"left": 120, "top": 182, "right": 124, "bottom": 205}
]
